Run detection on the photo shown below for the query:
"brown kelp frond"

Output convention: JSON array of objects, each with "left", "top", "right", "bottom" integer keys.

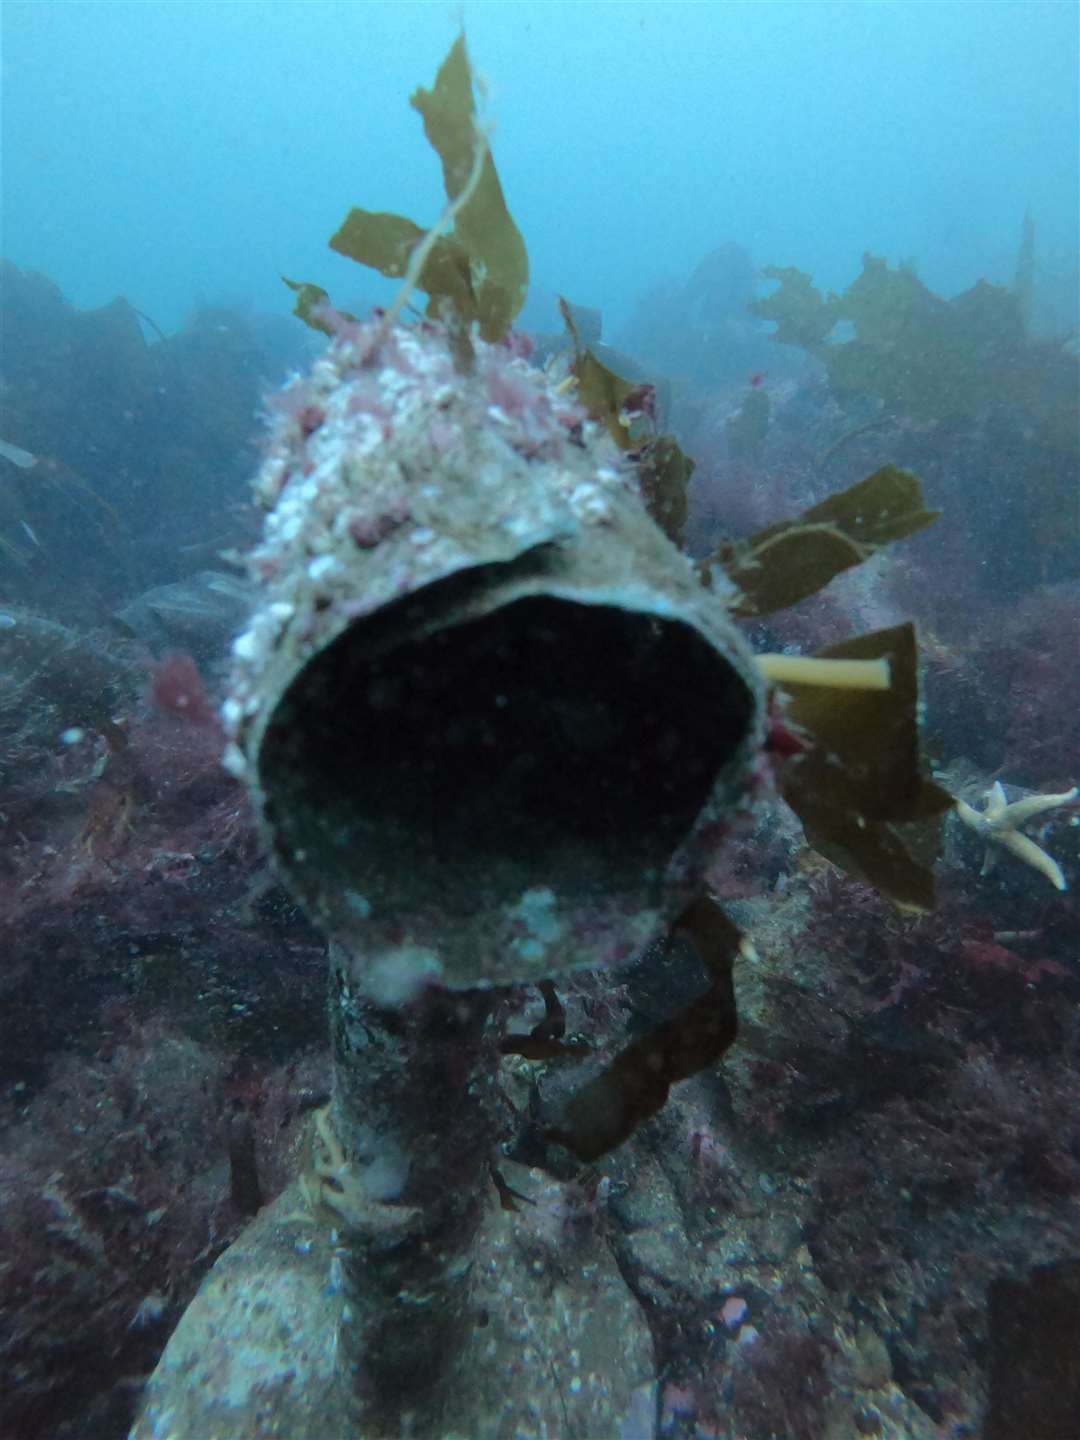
[
  {"left": 701, "top": 465, "right": 939, "bottom": 617},
  {"left": 547, "top": 897, "right": 743, "bottom": 1163},
  {"left": 408, "top": 35, "right": 528, "bottom": 339},
  {"left": 753, "top": 250, "right": 1079, "bottom": 547},
  {"left": 555, "top": 297, "right": 695, "bottom": 544},
  {"left": 773, "top": 623, "right": 954, "bottom": 911},
  {"left": 289, "top": 33, "right": 527, "bottom": 359}
]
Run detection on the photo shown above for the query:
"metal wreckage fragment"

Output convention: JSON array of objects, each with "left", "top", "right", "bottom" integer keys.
[
  {"left": 132, "top": 310, "right": 767, "bottom": 1440},
  {"left": 226, "top": 324, "right": 764, "bottom": 993}
]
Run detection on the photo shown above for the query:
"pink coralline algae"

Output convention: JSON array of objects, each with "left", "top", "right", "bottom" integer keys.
[{"left": 223, "top": 312, "right": 625, "bottom": 780}]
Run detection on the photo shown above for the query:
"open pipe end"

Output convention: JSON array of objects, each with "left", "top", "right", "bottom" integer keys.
[{"left": 254, "top": 585, "right": 760, "bottom": 991}]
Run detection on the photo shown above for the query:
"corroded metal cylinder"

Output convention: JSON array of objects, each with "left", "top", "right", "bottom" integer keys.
[
  {"left": 224, "top": 318, "right": 764, "bottom": 998},
  {"left": 133, "top": 318, "right": 767, "bottom": 1440}
]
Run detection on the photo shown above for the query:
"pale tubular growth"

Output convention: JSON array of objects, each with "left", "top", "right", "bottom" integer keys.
[{"left": 756, "top": 653, "right": 891, "bottom": 691}]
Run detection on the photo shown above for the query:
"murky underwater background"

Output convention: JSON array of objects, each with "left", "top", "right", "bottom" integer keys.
[{"left": 1, "top": 3, "right": 1078, "bottom": 1437}]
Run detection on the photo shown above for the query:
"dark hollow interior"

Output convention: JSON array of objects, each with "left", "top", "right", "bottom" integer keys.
[{"left": 259, "top": 593, "right": 756, "bottom": 932}]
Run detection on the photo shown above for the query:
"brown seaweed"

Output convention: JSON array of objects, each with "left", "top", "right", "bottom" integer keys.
[
  {"left": 547, "top": 897, "right": 741, "bottom": 1162},
  {"left": 703, "top": 465, "right": 940, "bottom": 617},
  {"left": 322, "top": 34, "right": 527, "bottom": 345},
  {"left": 776, "top": 623, "right": 953, "bottom": 910}
]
